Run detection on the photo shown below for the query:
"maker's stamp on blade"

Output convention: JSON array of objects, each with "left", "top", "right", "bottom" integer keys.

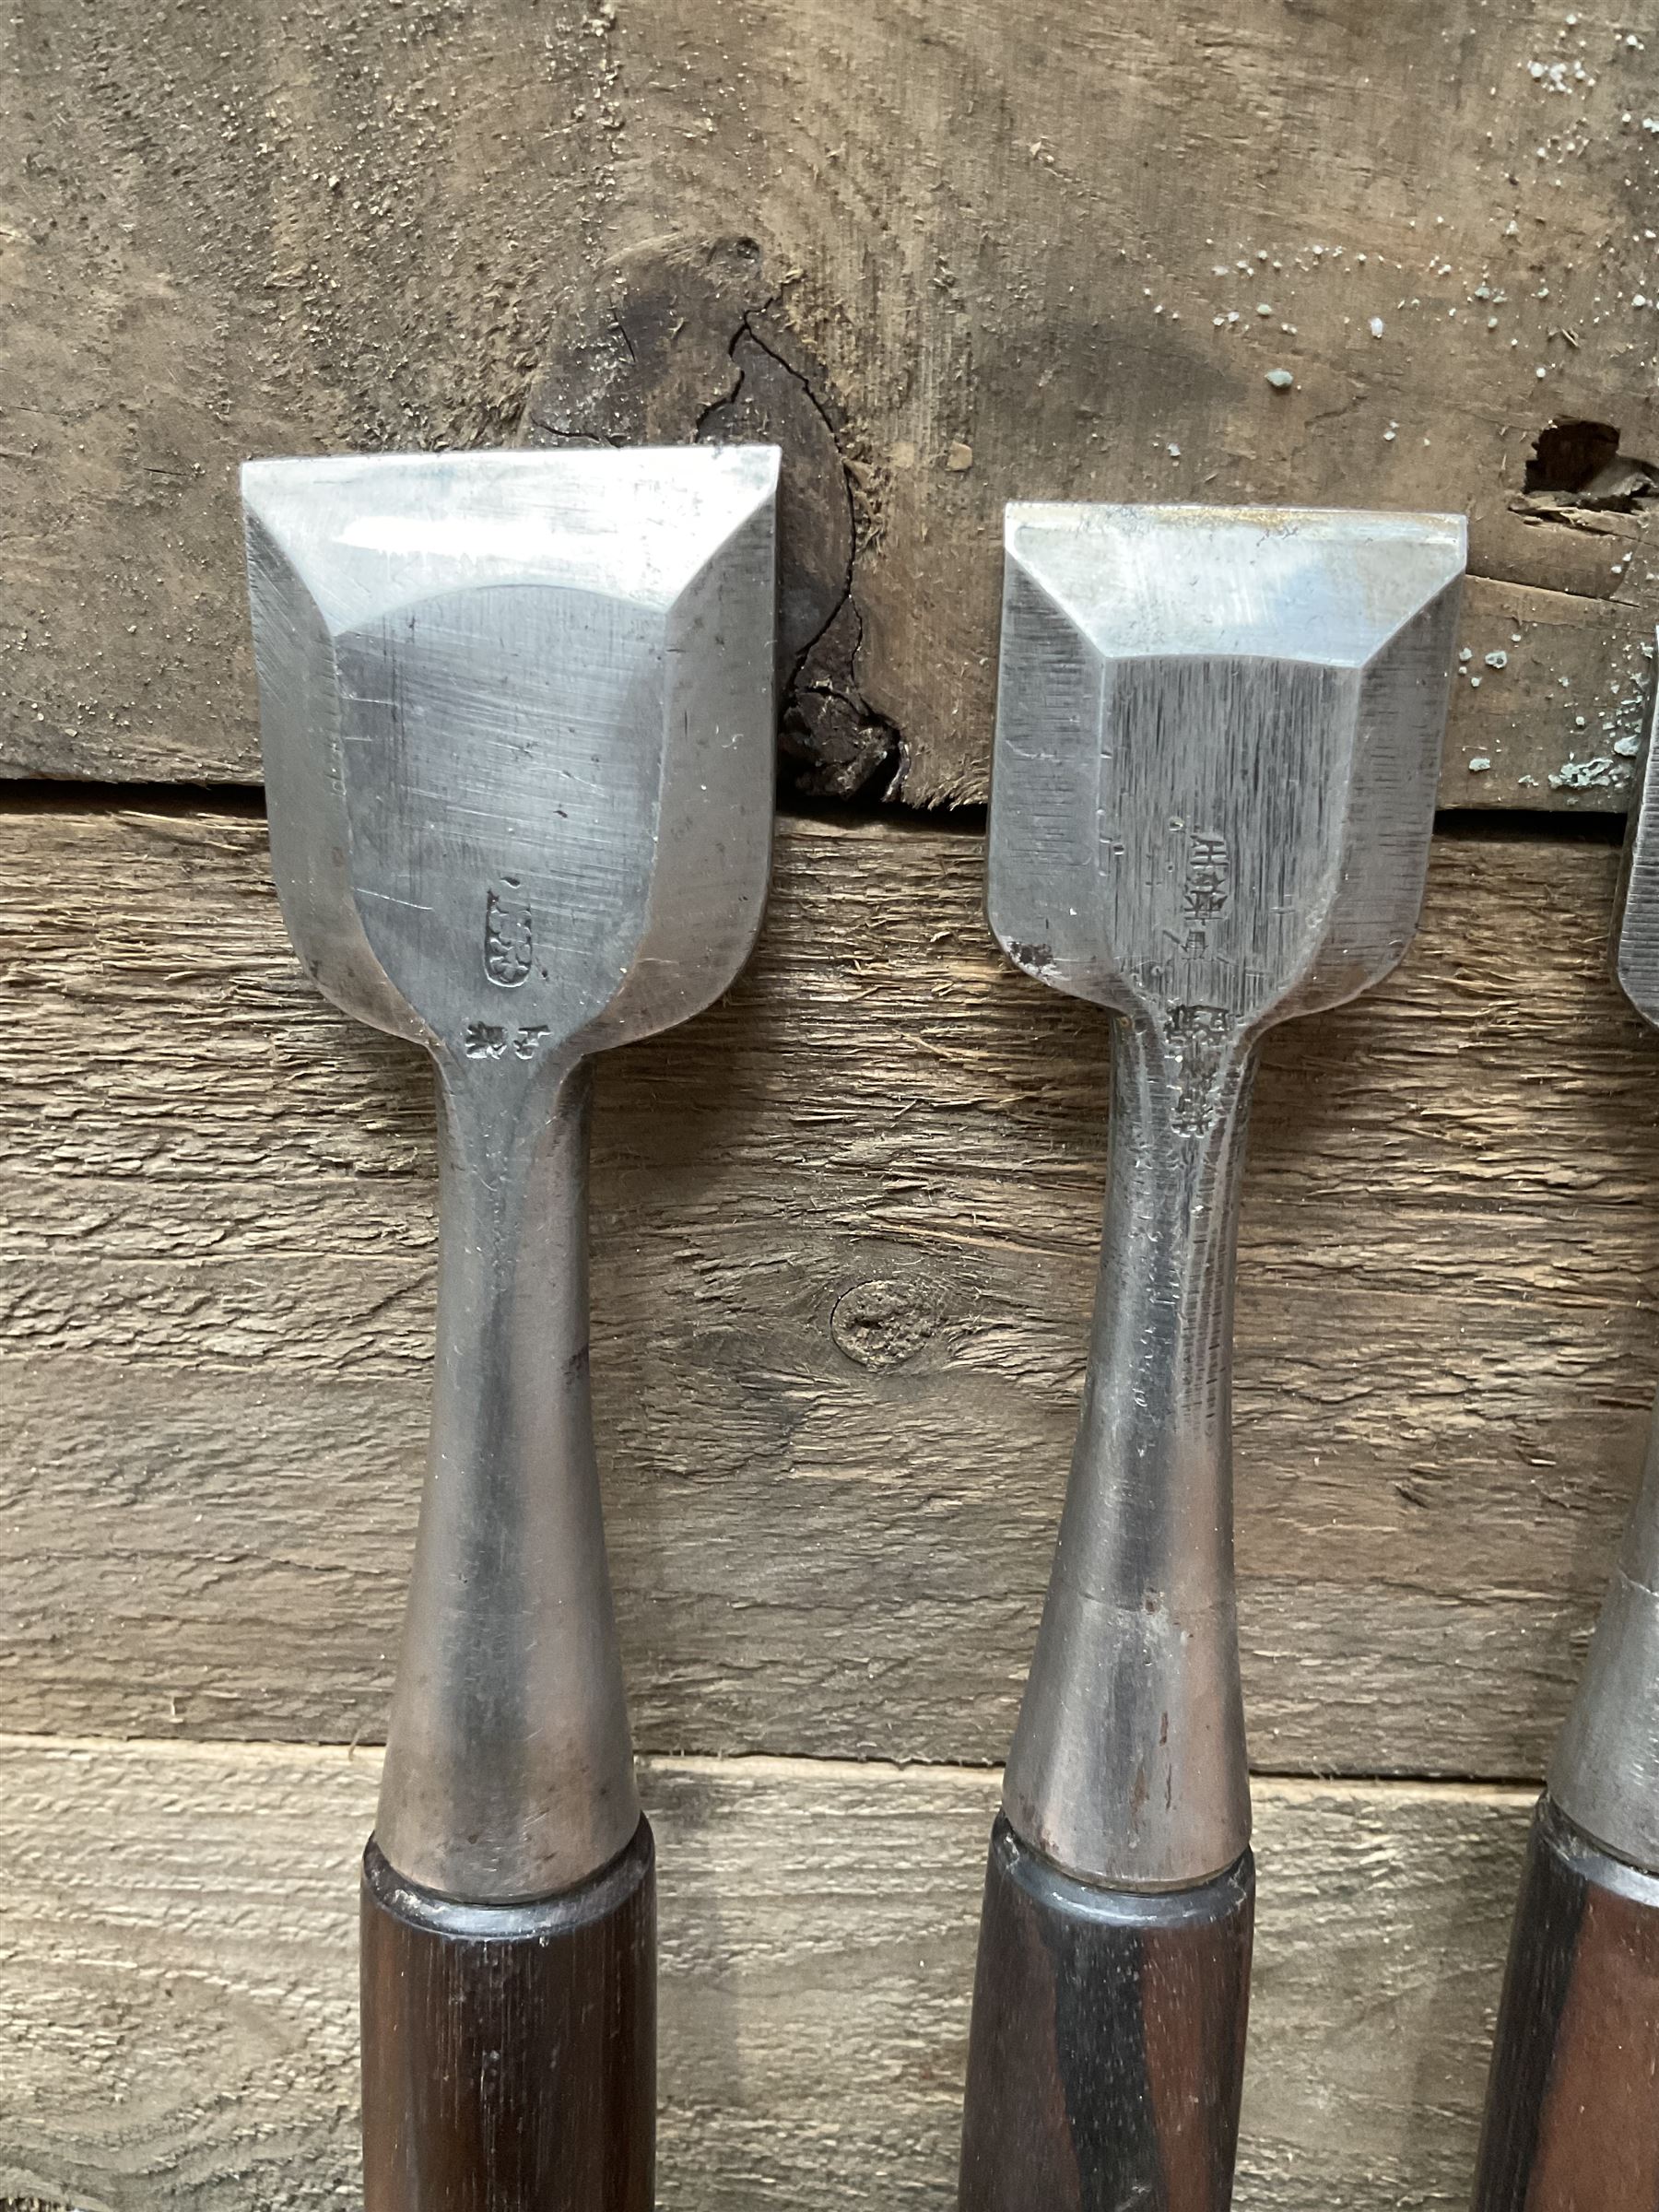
[
  {"left": 464, "top": 1022, "right": 551, "bottom": 1062},
  {"left": 1182, "top": 830, "right": 1231, "bottom": 925},
  {"left": 1166, "top": 1003, "right": 1232, "bottom": 1136},
  {"left": 485, "top": 880, "right": 535, "bottom": 987}
]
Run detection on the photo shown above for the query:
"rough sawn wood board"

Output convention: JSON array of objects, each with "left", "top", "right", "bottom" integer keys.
[
  {"left": 0, "top": 807, "right": 1654, "bottom": 1778},
  {"left": 0, "top": 1737, "right": 1533, "bottom": 2212},
  {"left": 1, "top": 0, "right": 1655, "bottom": 799}
]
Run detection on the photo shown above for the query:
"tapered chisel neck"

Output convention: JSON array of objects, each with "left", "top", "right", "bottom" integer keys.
[
  {"left": 378, "top": 1055, "right": 640, "bottom": 1902},
  {"left": 1005, "top": 1009, "right": 1254, "bottom": 1891}
]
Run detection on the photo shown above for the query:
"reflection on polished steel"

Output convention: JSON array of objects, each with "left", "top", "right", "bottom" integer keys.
[
  {"left": 1550, "top": 647, "right": 1659, "bottom": 1872},
  {"left": 988, "top": 504, "right": 1465, "bottom": 1890},
  {"left": 242, "top": 447, "right": 779, "bottom": 1902}
]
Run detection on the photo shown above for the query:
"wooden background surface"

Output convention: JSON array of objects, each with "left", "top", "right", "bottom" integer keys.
[{"left": 3, "top": 0, "right": 1658, "bottom": 2205}]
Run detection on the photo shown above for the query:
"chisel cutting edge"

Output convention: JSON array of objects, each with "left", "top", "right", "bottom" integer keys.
[
  {"left": 1472, "top": 645, "right": 1659, "bottom": 2212},
  {"left": 241, "top": 445, "right": 779, "bottom": 2212},
  {"left": 961, "top": 503, "right": 1465, "bottom": 2212}
]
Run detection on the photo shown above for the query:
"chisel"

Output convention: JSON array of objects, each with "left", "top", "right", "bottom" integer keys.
[
  {"left": 1471, "top": 660, "right": 1659, "bottom": 2212},
  {"left": 960, "top": 503, "right": 1465, "bottom": 2211},
  {"left": 241, "top": 445, "right": 779, "bottom": 2212}
]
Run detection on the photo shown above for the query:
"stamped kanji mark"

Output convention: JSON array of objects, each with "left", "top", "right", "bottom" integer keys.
[
  {"left": 484, "top": 880, "right": 534, "bottom": 988},
  {"left": 464, "top": 1023, "right": 551, "bottom": 1062},
  {"left": 1183, "top": 832, "right": 1230, "bottom": 923},
  {"left": 1166, "top": 1003, "right": 1232, "bottom": 1136}
]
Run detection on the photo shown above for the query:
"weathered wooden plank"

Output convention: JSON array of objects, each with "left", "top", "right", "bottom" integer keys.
[
  {"left": 1, "top": 0, "right": 1654, "bottom": 801},
  {"left": 1445, "top": 577, "right": 1651, "bottom": 806},
  {"left": 0, "top": 806, "right": 1655, "bottom": 1775},
  {"left": 0, "top": 1738, "right": 1529, "bottom": 2212}
]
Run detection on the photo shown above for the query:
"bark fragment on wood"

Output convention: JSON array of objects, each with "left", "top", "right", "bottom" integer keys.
[{"left": 519, "top": 233, "right": 897, "bottom": 800}]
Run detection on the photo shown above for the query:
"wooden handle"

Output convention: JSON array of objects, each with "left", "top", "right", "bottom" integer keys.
[
  {"left": 1472, "top": 1794, "right": 1659, "bottom": 2212},
  {"left": 959, "top": 1813, "right": 1253, "bottom": 2212},
  {"left": 359, "top": 1818, "right": 655, "bottom": 2212}
]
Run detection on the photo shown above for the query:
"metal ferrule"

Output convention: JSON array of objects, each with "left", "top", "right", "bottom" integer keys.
[
  {"left": 1003, "top": 1008, "right": 1254, "bottom": 1891},
  {"left": 375, "top": 1055, "right": 640, "bottom": 1903},
  {"left": 1549, "top": 1388, "right": 1659, "bottom": 1877}
]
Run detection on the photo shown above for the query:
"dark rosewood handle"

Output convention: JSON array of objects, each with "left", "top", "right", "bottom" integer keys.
[
  {"left": 959, "top": 1814, "right": 1253, "bottom": 2212},
  {"left": 1472, "top": 1794, "right": 1659, "bottom": 2212},
  {"left": 360, "top": 1819, "right": 656, "bottom": 2212}
]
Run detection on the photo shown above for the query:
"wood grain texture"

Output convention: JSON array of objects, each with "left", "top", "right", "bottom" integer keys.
[
  {"left": 360, "top": 1828, "right": 656, "bottom": 2212},
  {"left": 1, "top": 807, "right": 1657, "bottom": 1776},
  {"left": 1470, "top": 1795, "right": 1659, "bottom": 2212},
  {"left": 1, "top": 0, "right": 1655, "bottom": 800},
  {"left": 1442, "top": 577, "right": 1652, "bottom": 809},
  {"left": 0, "top": 1738, "right": 1534, "bottom": 2212},
  {"left": 959, "top": 1819, "right": 1253, "bottom": 2212}
]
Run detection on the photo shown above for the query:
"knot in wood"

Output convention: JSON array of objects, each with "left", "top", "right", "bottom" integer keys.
[{"left": 830, "top": 1278, "right": 939, "bottom": 1370}]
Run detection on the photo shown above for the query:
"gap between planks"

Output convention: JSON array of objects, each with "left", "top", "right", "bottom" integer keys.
[
  {"left": 0, "top": 1730, "right": 1541, "bottom": 1812},
  {"left": 0, "top": 782, "right": 1632, "bottom": 847}
]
